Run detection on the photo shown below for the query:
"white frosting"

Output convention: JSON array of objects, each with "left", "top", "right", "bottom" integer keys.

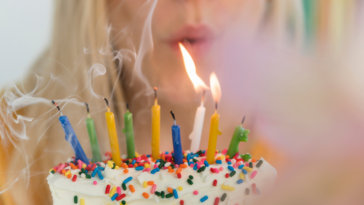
[{"left": 48, "top": 157, "right": 277, "bottom": 205}]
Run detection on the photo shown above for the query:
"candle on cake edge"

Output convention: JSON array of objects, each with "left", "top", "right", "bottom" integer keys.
[
  {"left": 151, "top": 87, "right": 160, "bottom": 160},
  {"left": 103, "top": 97, "right": 122, "bottom": 166},
  {"left": 52, "top": 100, "right": 89, "bottom": 165},
  {"left": 189, "top": 90, "right": 206, "bottom": 153},
  {"left": 170, "top": 111, "right": 183, "bottom": 165},
  {"left": 226, "top": 116, "right": 250, "bottom": 158},
  {"left": 84, "top": 102, "right": 102, "bottom": 163},
  {"left": 123, "top": 103, "right": 136, "bottom": 159},
  {"left": 179, "top": 43, "right": 209, "bottom": 153},
  {"left": 206, "top": 73, "right": 222, "bottom": 164}
]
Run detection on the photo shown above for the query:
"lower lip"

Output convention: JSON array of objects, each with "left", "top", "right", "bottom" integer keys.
[{"left": 170, "top": 39, "right": 213, "bottom": 59}]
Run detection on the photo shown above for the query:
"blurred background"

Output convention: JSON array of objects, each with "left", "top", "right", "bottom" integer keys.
[
  {"left": 0, "top": 0, "right": 52, "bottom": 85},
  {"left": 2, "top": 0, "right": 362, "bottom": 83}
]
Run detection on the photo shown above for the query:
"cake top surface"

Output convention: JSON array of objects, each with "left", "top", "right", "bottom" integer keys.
[{"left": 48, "top": 149, "right": 277, "bottom": 205}]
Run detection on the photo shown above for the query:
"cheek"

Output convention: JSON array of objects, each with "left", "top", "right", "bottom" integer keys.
[{"left": 152, "top": 1, "right": 184, "bottom": 37}]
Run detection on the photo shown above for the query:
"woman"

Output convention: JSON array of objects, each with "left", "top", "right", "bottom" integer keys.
[{"left": 0, "top": 0, "right": 265, "bottom": 204}]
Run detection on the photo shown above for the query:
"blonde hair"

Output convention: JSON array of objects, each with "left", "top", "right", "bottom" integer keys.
[
  {"left": 0, "top": 1, "right": 125, "bottom": 204},
  {"left": 1, "top": 0, "right": 340, "bottom": 204}
]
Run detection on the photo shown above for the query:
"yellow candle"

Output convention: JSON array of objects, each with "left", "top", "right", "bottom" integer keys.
[
  {"left": 207, "top": 72, "right": 222, "bottom": 164},
  {"left": 104, "top": 98, "right": 121, "bottom": 166},
  {"left": 206, "top": 111, "right": 222, "bottom": 164},
  {"left": 151, "top": 87, "right": 160, "bottom": 160}
]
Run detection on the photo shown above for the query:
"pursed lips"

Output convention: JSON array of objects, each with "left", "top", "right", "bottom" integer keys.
[{"left": 166, "top": 24, "right": 215, "bottom": 58}]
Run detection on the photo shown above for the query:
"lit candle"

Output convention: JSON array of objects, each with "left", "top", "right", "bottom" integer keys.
[
  {"left": 103, "top": 98, "right": 122, "bottom": 166},
  {"left": 151, "top": 87, "right": 160, "bottom": 160},
  {"left": 179, "top": 43, "right": 208, "bottom": 153},
  {"left": 123, "top": 103, "right": 135, "bottom": 159},
  {"left": 52, "top": 101, "right": 89, "bottom": 165},
  {"left": 85, "top": 103, "right": 102, "bottom": 163},
  {"left": 226, "top": 116, "right": 250, "bottom": 158},
  {"left": 206, "top": 73, "right": 222, "bottom": 164},
  {"left": 189, "top": 91, "right": 206, "bottom": 153},
  {"left": 170, "top": 111, "right": 183, "bottom": 165}
]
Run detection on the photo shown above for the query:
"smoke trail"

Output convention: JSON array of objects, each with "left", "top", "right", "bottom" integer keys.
[
  {"left": 0, "top": 76, "right": 86, "bottom": 190},
  {"left": 132, "top": 0, "right": 157, "bottom": 91},
  {"left": 85, "top": 63, "right": 107, "bottom": 100},
  {"left": 0, "top": 0, "right": 160, "bottom": 195}
]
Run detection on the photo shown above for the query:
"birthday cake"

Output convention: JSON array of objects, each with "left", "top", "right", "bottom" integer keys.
[{"left": 47, "top": 151, "right": 277, "bottom": 205}]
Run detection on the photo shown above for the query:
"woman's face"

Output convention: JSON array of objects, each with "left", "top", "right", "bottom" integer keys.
[
  {"left": 108, "top": 0, "right": 247, "bottom": 103},
  {"left": 151, "top": 0, "right": 244, "bottom": 60}
]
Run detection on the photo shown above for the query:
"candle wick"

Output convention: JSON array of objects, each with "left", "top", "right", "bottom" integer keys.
[
  {"left": 85, "top": 102, "right": 91, "bottom": 118},
  {"left": 85, "top": 102, "right": 90, "bottom": 113},
  {"left": 201, "top": 89, "right": 205, "bottom": 106},
  {"left": 241, "top": 115, "right": 246, "bottom": 126},
  {"left": 215, "top": 102, "right": 218, "bottom": 112},
  {"left": 126, "top": 103, "right": 129, "bottom": 111},
  {"left": 170, "top": 111, "right": 176, "bottom": 125},
  {"left": 52, "top": 100, "right": 63, "bottom": 116},
  {"left": 154, "top": 87, "right": 158, "bottom": 105},
  {"left": 103, "top": 97, "right": 109, "bottom": 107},
  {"left": 103, "top": 97, "right": 111, "bottom": 112}
]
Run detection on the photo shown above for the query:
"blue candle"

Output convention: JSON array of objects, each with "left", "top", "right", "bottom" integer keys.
[
  {"left": 52, "top": 101, "right": 89, "bottom": 165},
  {"left": 170, "top": 111, "right": 183, "bottom": 165}
]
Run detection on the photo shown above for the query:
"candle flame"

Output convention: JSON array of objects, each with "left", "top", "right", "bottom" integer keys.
[
  {"left": 179, "top": 43, "right": 208, "bottom": 91},
  {"left": 210, "top": 72, "right": 221, "bottom": 104}
]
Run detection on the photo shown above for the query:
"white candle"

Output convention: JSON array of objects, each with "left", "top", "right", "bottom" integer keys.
[
  {"left": 189, "top": 92, "right": 206, "bottom": 152},
  {"left": 178, "top": 43, "right": 209, "bottom": 153}
]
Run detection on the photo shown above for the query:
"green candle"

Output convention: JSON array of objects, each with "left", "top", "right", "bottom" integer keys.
[
  {"left": 227, "top": 117, "right": 250, "bottom": 158},
  {"left": 123, "top": 104, "right": 135, "bottom": 159},
  {"left": 85, "top": 103, "right": 102, "bottom": 163}
]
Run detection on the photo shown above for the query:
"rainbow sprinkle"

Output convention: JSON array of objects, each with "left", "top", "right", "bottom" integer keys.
[{"left": 50, "top": 149, "right": 265, "bottom": 204}]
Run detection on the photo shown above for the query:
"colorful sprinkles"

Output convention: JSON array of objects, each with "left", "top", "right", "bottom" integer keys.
[
  {"left": 221, "top": 193, "right": 227, "bottom": 201},
  {"left": 214, "top": 197, "right": 220, "bottom": 205},
  {"left": 50, "top": 150, "right": 265, "bottom": 204},
  {"left": 200, "top": 195, "right": 208, "bottom": 202}
]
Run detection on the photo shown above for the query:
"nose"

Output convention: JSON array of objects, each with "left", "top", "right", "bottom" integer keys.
[{"left": 183, "top": 0, "right": 210, "bottom": 25}]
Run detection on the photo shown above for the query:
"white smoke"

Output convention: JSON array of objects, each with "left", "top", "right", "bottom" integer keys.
[{"left": 0, "top": 0, "right": 159, "bottom": 195}]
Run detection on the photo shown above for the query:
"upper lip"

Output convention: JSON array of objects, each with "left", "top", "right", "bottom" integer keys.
[{"left": 167, "top": 24, "right": 214, "bottom": 44}]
